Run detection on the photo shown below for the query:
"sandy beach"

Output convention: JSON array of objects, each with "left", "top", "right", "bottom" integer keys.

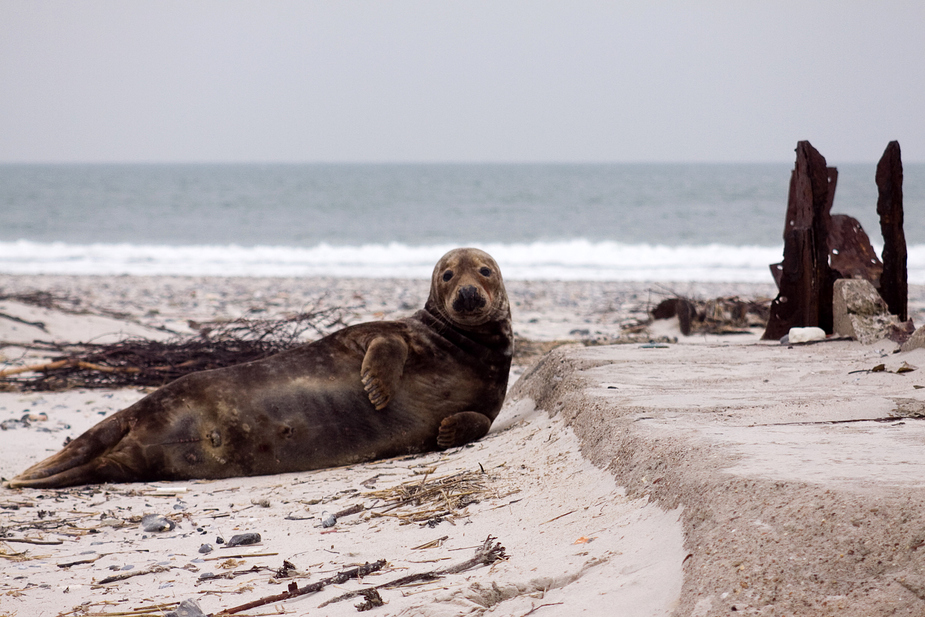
[{"left": 4, "top": 274, "right": 925, "bottom": 616}]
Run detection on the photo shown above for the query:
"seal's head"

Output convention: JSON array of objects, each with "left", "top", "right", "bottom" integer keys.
[{"left": 427, "top": 248, "right": 510, "bottom": 330}]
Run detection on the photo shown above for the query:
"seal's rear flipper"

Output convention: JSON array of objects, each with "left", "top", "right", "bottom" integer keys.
[
  {"left": 437, "top": 411, "right": 492, "bottom": 448},
  {"left": 8, "top": 415, "right": 131, "bottom": 488},
  {"left": 8, "top": 459, "right": 128, "bottom": 489}
]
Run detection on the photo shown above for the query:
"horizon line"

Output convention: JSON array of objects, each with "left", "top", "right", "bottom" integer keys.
[{"left": 2, "top": 159, "right": 919, "bottom": 166}]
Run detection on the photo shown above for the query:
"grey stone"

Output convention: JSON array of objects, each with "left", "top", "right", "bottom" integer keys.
[
  {"left": 901, "top": 325, "right": 925, "bottom": 352},
  {"left": 225, "top": 532, "right": 261, "bottom": 547},
  {"left": 832, "top": 279, "right": 899, "bottom": 344},
  {"left": 141, "top": 514, "right": 176, "bottom": 532}
]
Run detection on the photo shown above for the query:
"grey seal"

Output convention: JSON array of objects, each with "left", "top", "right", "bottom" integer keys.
[{"left": 9, "top": 248, "right": 512, "bottom": 488}]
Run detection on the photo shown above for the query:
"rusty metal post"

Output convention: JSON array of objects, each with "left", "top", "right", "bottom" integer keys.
[
  {"left": 876, "top": 140, "right": 906, "bottom": 321},
  {"left": 763, "top": 141, "right": 835, "bottom": 340}
]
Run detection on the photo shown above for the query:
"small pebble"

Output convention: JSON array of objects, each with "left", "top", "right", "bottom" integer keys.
[
  {"left": 216, "top": 536, "right": 225, "bottom": 544},
  {"left": 198, "top": 544, "right": 213, "bottom": 554},
  {"left": 321, "top": 511, "right": 336, "bottom": 528}
]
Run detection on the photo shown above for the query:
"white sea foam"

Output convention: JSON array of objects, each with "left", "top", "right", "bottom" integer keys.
[{"left": 3, "top": 239, "right": 925, "bottom": 283}]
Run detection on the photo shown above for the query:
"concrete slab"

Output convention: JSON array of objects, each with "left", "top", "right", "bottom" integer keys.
[{"left": 510, "top": 339, "right": 925, "bottom": 616}]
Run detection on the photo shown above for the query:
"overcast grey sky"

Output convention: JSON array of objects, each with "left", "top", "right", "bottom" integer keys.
[{"left": 1, "top": 1, "right": 923, "bottom": 164}]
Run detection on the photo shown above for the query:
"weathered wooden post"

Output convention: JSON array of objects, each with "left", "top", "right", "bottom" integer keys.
[
  {"left": 763, "top": 141, "right": 836, "bottom": 340},
  {"left": 876, "top": 140, "right": 906, "bottom": 321}
]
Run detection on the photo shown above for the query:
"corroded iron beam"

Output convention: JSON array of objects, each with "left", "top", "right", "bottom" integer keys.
[{"left": 876, "top": 140, "right": 907, "bottom": 321}]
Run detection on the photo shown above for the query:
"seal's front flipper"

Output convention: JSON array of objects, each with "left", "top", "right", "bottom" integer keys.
[
  {"left": 360, "top": 336, "right": 409, "bottom": 410},
  {"left": 437, "top": 411, "right": 492, "bottom": 448}
]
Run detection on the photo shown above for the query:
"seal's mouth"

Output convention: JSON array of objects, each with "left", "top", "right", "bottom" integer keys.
[
  {"left": 452, "top": 285, "right": 488, "bottom": 314},
  {"left": 443, "top": 284, "right": 493, "bottom": 327}
]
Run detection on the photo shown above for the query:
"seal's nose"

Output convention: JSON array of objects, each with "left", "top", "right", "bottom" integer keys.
[{"left": 453, "top": 285, "right": 487, "bottom": 312}]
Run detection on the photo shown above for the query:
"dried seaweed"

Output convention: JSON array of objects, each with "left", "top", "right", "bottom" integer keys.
[
  {"left": 366, "top": 469, "right": 506, "bottom": 525},
  {"left": 0, "top": 307, "right": 349, "bottom": 392},
  {"left": 650, "top": 294, "right": 772, "bottom": 335},
  {"left": 0, "top": 290, "right": 94, "bottom": 315}
]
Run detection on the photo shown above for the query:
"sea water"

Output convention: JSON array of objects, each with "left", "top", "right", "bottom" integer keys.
[{"left": 1, "top": 163, "right": 922, "bottom": 282}]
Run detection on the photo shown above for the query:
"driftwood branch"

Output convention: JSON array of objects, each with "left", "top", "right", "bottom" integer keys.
[
  {"left": 0, "top": 360, "right": 71, "bottom": 377},
  {"left": 318, "top": 535, "right": 507, "bottom": 608},
  {"left": 215, "top": 559, "right": 386, "bottom": 615},
  {"left": 97, "top": 564, "right": 172, "bottom": 585},
  {"left": 0, "top": 359, "right": 144, "bottom": 378},
  {"left": 0, "top": 537, "right": 64, "bottom": 546}
]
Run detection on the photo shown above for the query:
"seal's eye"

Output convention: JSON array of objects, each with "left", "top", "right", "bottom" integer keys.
[
  {"left": 479, "top": 267, "right": 492, "bottom": 277},
  {"left": 442, "top": 270, "right": 454, "bottom": 282}
]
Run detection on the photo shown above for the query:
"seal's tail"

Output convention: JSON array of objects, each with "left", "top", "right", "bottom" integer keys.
[{"left": 7, "top": 414, "right": 133, "bottom": 488}]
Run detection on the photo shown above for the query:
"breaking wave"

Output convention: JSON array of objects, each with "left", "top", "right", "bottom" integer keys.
[{"left": 2, "top": 239, "right": 924, "bottom": 283}]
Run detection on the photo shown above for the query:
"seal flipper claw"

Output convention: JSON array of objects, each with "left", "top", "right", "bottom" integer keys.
[
  {"left": 360, "top": 335, "right": 409, "bottom": 410},
  {"left": 361, "top": 370, "right": 389, "bottom": 410},
  {"left": 437, "top": 411, "right": 492, "bottom": 448}
]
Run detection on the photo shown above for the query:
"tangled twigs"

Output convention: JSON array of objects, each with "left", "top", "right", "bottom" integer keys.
[
  {"left": 216, "top": 559, "right": 387, "bottom": 615},
  {"left": 318, "top": 535, "right": 508, "bottom": 608},
  {"left": 0, "top": 307, "right": 351, "bottom": 391},
  {"left": 0, "top": 311, "right": 47, "bottom": 331}
]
